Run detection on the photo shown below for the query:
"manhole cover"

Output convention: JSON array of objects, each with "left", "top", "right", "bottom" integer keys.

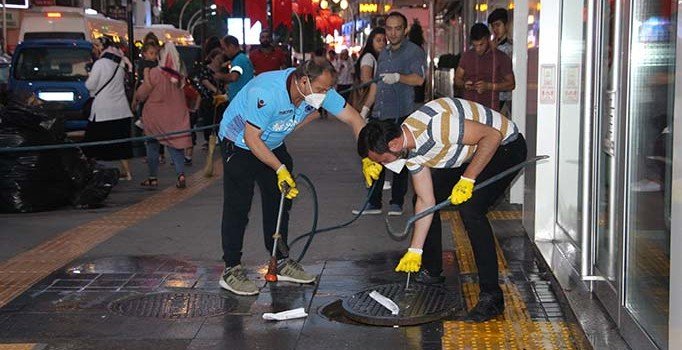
[
  {"left": 341, "top": 283, "right": 457, "bottom": 326},
  {"left": 109, "top": 292, "right": 237, "bottom": 319}
]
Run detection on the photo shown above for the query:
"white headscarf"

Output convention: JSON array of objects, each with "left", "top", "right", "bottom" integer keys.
[{"left": 159, "top": 42, "right": 184, "bottom": 86}]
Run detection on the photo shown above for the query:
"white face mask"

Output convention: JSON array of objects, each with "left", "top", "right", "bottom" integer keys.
[
  {"left": 296, "top": 76, "right": 327, "bottom": 109},
  {"left": 384, "top": 159, "right": 407, "bottom": 174}
]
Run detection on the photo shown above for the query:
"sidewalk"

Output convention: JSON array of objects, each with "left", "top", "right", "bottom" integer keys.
[{"left": 0, "top": 118, "right": 589, "bottom": 349}]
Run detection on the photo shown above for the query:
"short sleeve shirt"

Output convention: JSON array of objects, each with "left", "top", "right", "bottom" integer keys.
[
  {"left": 227, "top": 52, "right": 254, "bottom": 99},
  {"left": 458, "top": 48, "right": 513, "bottom": 111},
  {"left": 249, "top": 47, "right": 287, "bottom": 75},
  {"left": 219, "top": 68, "right": 347, "bottom": 150},
  {"left": 372, "top": 41, "right": 426, "bottom": 120},
  {"left": 401, "top": 97, "right": 519, "bottom": 173},
  {"left": 359, "top": 53, "right": 377, "bottom": 75}
]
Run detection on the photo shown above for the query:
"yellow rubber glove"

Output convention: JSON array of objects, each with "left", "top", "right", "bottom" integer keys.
[
  {"left": 451, "top": 176, "right": 475, "bottom": 205},
  {"left": 213, "top": 94, "right": 228, "bottom": 106},
  {"left": 276, "top": 165, "right": 299, "bottom": 199},
  {"left": 395, "top": 248, "right": 423, "bottom": 273},
  {"left": 361, "top": 157, "right": 382, "bottom": 188}
]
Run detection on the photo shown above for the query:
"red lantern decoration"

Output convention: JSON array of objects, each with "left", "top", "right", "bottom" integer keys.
[
  {"left": 273, "top": 0, "right": 293, "bottom": 28},
  {"left": 214, "top": 0, "right": 233, "bottom": 13},
  {"left": 246, "top": 0, "right": 267, "bottom": 26}
]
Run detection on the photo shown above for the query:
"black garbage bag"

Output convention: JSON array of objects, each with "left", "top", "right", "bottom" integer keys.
[
  {"left": 0, "top": 106, "right": 72, "bottom": 212},
  {"left": 70, "top": 166, "right": 119, "bottom": 209},
  {"left": 0, "top": 105, "right": 118, "bottom": 212}
]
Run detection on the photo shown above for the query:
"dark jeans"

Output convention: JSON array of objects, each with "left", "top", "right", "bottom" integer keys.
[
  {"left": 220, "top": 139, "right": 293, "bottom": 267},
  {"left": 368, "top": 116, "right": 410, "bottom": 208},
  {"left": 421, "top": 135, "right": 527, "bottom": 295}
]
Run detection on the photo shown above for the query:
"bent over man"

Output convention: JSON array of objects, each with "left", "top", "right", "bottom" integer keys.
[
  {"left": 358, "top": 97, "right": 527, "bottom": 322},
  {"left": 218, "top": 59, "right": 375, "bottom": 296}
]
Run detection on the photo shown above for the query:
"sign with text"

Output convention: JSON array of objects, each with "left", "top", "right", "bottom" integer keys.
[
  {"left": 0, "top": 11, "right": 19, "bottom": 28},
  {"left": 539, "top": 64, "right": 556, "bottom": 104},
  {"left": 562, "top": 64, "right": 580, "bottom": 104}
]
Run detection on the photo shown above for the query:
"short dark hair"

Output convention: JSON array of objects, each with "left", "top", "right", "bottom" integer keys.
[
  {"left": 487, "top": 8, "right": 508, "bottom": 25},
  {"left": 470, "top": 23, "right": 491, "bottom": 41},
  {"left": 222, "top": 35, "right": 240, "bottom": 48},
  {"left": 357, "top": 120, "right": 402, "bottom": 158},
  {"left": 386, "top": 11, "right": 408, "bottom": 28},
  {"left": 293, "top": 59, "right": 337, "bottom": 83}
]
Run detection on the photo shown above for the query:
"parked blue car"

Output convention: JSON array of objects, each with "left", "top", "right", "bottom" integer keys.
[{"left": 9, "top": 39, "right": 94, "bottom": 131}]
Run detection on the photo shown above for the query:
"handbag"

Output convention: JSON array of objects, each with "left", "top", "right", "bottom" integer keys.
[
  {"left": 83, "top": 62, "right": 120, "bottom": 120},
  {"left": 183, "top": 78, "right": 201, "bottom": 111}
]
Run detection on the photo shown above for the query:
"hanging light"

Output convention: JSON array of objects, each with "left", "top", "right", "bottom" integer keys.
[
  {"left": 320, "top": 0, "right": 329, "bottom": 9},
  {"left": 340, "top": 0, "right": 348, "bottom": 10},
  {"left": 332, "top": 0, "right": 340, "bottom": 3}
]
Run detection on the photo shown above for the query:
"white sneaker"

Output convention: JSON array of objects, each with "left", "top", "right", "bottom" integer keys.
[
  {"left": 351, "top": 204, "right": 382, "bottom": 215},
  {"left": 134, "top": 120, "right": 144, "bottom": 129},
  {"left": 387, "top": 204, "right": 403, "bottom": 216},
  {"left": 632, "top": 179, "right": 661, "bottom": 192}
]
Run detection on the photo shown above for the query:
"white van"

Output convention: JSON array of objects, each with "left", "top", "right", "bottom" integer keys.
[{"left": 19, "top": 6, "right": 128, "bottom": 44}]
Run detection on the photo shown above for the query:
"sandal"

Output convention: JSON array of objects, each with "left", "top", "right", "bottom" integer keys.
[
  {"left": 176, "top": 174, "right": 186, "bottom": 189},
  {"left": 141, "top": 178, "right": 158, "bottom": 187}
]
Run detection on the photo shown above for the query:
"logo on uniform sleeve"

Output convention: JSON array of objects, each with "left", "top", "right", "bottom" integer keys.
[
  {"left": 304, "top": 105, "right": 315, "bottom": 114},
  {"left": 257, "top": 99, "right": 266, "bottom": 109}
]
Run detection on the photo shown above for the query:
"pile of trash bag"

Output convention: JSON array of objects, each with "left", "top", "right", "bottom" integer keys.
[{"left": 0, "top": 104, "right": 119, "bottom": 213}]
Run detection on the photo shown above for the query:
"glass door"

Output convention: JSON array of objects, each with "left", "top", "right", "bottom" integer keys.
[
  {"left": 623, "top": 0, "right": 675, "bottom": 348},
  {"left": 555, "top": 0, "right": 586, "bottom": 247},
  {"left": 594, "top": 0, "right": 619, "bottom": 285}
]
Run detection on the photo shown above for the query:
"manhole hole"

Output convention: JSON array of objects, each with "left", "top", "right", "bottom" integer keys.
[
  {"left": 341, "top": 283, "right": 457, "bottom": 326},
  {"left": 319, "top": 299, "right": 364, "bottom": 325},
  {"left": 108, "top": 292, "right": 237, "bottom": 319}
]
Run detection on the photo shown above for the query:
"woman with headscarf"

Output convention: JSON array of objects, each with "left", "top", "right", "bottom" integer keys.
[
  {"left": 83, "top": 35, "right": 134, "bottom": 180},
  {"left": 133, "top": 42, "right": 192, "bottom": 188}
]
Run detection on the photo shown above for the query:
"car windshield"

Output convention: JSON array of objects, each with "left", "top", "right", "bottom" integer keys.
[{"left": 14, "top": 47, "right": 92, "bottom": 82}]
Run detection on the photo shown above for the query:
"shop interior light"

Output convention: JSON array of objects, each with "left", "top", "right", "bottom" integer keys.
[
  {"left": 332, "top": 0, "right": 339, "bottom": 3},
  {"left": 320, "top": 0, "right": 328, "bottom": 9},
  {"left": 340, "top": 0, "right": 348, "bottom": 10},
  {"left": 46, "top": 12, "right": 62, "bottom": 18},
  {"left": 210, "top": 4, "right": 217, "bottom": 9}
]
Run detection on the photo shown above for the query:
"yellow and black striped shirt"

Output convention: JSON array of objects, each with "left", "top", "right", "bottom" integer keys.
[{"left": 402, "top": 97, "right": 519, "bottom": 173}]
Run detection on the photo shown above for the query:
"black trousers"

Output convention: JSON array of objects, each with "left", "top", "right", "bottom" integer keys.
[
  {"left": 368, "top": 116, "right": 410, "bottom": 208},
  {"left": 220, "top": 139, "right": 293, "bottom": 267},
  {"left": 421, "top": 135, "right": 527, "bottom": 295}
]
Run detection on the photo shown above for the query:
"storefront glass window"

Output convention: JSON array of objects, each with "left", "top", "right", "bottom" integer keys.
[{"left": 624, "top": 1, "right": 675, "bottom": 347}]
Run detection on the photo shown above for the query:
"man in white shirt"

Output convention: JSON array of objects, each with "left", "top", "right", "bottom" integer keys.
[{"left": 358, "top": 97, "right": 527, "bottom": 322}]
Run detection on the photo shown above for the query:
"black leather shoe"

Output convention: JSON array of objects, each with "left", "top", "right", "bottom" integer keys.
[
  {"left": 464, "top": 292, "right": 504, "bottom": 322},
  {"left": 413, "top": 270, "right": 445, "bottom": 285}
]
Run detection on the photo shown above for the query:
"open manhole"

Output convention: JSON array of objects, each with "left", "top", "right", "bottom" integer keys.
[
  {"left": 109, "top": 291, "right": 237, "bottom": 319},
  {"left": 341, "top": 283, "right": 457, "bottom": 326}
]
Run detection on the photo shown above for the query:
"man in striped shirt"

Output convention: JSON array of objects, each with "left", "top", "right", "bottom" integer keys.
[{"left": 357, "top": 97, "right": 527, "bottom": 322}]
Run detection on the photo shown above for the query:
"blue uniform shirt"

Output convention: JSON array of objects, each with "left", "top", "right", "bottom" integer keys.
[
  {"left": 228, "top": 51, "right": 254, "bottom": 99},
  {"left": 373, "top": 40, "right": 426, "bottom": 120},
  {"left": 219, "top": 68, "right": 346, "bottom": 150}
]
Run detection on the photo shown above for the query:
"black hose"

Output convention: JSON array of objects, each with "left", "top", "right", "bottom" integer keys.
[{"left": 292, "top": 174, "right": 378, "bottom": 263}]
